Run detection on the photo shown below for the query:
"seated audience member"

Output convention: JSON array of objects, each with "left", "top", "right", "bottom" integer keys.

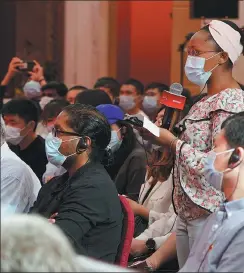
[
  {"left": 30, "top": 104, "right": 123, "bottom": 263},
  {"left": 94, "top": 77, "right": 121, "bottom": 104},
  {"left": 2, "top": 98, "right": 47, "bottom": 183},
  {"left": 142, "top": 83, "right": 169, "bottom": 120},
  {"left": 75, "top": 89, "right": 112, "bottom": 106},
  {"left": 41, "top": 81, "right": 68, "bottom": 109},
  {"left": 39, "top": 99, "right": 69, "bottom": 183},
  {"left": 66, "top": 85, "right": 87, "bottom": 104},
  {"left": 1, "top": 214, "right": 81, "bottom": 272},
  {"left": 36, "top": 99, "right": 70, "bottom": 139},
  {"left": 127, "top": 147, "right": 175, "bottom": 242},
  {"left": 119, "top": 78, "right": 147, "bottom": 121},
  {"left": 0, "top": 116, "right": 40, "bottom": 215},
  {"left": 97, "top": 104, "right": 147, "bottom": 201},
  {"left": 180, "top": 112, "right": 244, "bottom": 272},
  {"left": 1, "top": 214, "right": 131, "bottom": 273}
]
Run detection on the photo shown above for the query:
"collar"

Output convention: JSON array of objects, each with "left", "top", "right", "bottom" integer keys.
[
  {"left": 0, "top": 142, "right": 10, "bottom": 159},
  {"left": 220, "top": 198, "right": 244, "bottom": 217}
]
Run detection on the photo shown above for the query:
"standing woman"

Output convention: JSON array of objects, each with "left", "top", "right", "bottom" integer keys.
[{"left": 144, "top": 20, "right": 244, "bottom": 268}]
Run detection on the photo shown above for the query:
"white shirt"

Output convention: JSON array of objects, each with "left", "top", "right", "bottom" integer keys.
[
  {"left": 42, "top": 162, "right": 66, "bottom": 184},
  {"left": 1, "top": 142, "right": 41, "bottom": 216},
  {"left": 136, "top": 175, "right": 177, "bottom": 249}
]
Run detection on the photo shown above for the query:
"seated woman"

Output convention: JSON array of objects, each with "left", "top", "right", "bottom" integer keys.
[
  {"left": 30, "top": 104, "right": 123, "bottom": 263},
  {"left": 126, "top": 149, "right": 177, "bottom": 259},
  {"left": 97, "top": 104, "right": 147, "bottom": 201}
]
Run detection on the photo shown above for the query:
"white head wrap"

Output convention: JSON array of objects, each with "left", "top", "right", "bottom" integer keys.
[{"left": 209, "top": 20, "right": 243, "bottom": 64}]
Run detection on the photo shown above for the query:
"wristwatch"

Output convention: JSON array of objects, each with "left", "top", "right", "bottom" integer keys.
[{"left": 146, "top": 238, "right": 156, "bottom": 253}]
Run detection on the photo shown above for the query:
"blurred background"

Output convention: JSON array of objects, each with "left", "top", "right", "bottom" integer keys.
[{"left": 0, "top": 0, "right": 243, "bottom": 96}]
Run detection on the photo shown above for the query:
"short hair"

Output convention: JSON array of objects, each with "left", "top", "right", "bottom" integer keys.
[
  {"left": 69, "top": 85, "right": 88, "bottom": 91},
  {"left": 75, "top": 89, "right": 112, "bottom": 107},
  {"left": 123, "top": 78, "right": 144, "bottom": 95},
  {"left": 221, "top": 112, "right": 244, "bottom": 148},
  {"left": 2, "top": 98, "right": 40, "bottom": 130},
  {"left": 145, "top": 82, "right": 169, "bottom": 93},
  {"left": 1, "top": 214, "right": 80, "bottom": 272},
  {"left": 94, "top": 77, "right": 121, "bottom": 98},
  {"left": 64, "top": 104, "right": 111, "bottom": 161},
  {"left": 0, "top": 115, "right": 6, "bottom": 146},
  {"left": 41, "top": 81, "right": 68, "bottom": 97},
  {"left": 42, "top": 99, "right": 70, "bottom": 123}
]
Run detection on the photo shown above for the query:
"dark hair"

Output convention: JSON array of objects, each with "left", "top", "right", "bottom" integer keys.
[
  {"left": 123, "top": 78, "right": 144, "bottom": 95},
  {"left": 42, "top": 99, "right": 70, "bottom": 123},
  {"left": 145, "top": 82, "right": 169, "bottom": 93},
  {"left": 2, "top": 98, "right": 40, "bottom": 130},
  {"left": 104, "top": 120, "right": 136, "bottom": 179},
  {"left": 41, "top": 81, "right": 68, "bottom": 97},
  {"left": 221, "top": 112, "right": 244, "bottom": 148},
  {"left": 69, "top": 85, "right": 88, "bottom": 91},
  {"left": 64, "top": 104, "right": 111, "bottom": 161},
  {"left": 201, "top": 20, "right": 244, "bottom": 68},
  {"left": 94, "top": 77, "right": 121, "bottom": 98},
  {"left": 75, "top": 89, "right": 112, "bottom": 107}
]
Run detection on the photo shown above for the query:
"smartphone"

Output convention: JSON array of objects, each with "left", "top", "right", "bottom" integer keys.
[{"left": 17, "top": 61, "right": 35, "bottom": 72}]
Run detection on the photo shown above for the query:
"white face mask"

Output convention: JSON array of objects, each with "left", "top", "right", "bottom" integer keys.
[
  {"left": 107, "top": 130, "right": 122, "bottom": 153},
  {"left": 204, "top": 149, "right": 234, "bottom": 191},
  {"left": 184, "top": 52, "right": 221, "bottom": 86},
  {"left": 39, "top": 96, "right": 54, "bottom": 110},
  {"left": 5, "top": 126, "right": 26, "bottom": 145},
  {"left": 23, "top": 80, "right": 41, "bottom": 99},
  {"left": 142, "top": 96, "right": 159, "bottom": 113},
  {"left": 119, "top": 95, "right": 135, "bottom": 111}
]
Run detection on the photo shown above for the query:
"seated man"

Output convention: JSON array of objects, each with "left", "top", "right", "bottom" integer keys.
[
  {"left": 30, "top": 104, "right": 123, "bottom": 263},
  {"left": 94, "top": 77, "right": 120, "bottom": 104},
  {"left": 2, "top": 98, "right": 47, "bottom": 183},
  {"left": 66, "top": 85, "right": 87, "bottom": 104},
  {"left": 180, "top": 112, "right": 244, "bottom": 272},
  {"left": 0, "top": 116, "right": 41, "bottom": 215}
]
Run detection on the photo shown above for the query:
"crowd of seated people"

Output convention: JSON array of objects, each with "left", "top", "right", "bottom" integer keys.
[{"left": 0, "top": 18, "right": 244, "bottom": 273}]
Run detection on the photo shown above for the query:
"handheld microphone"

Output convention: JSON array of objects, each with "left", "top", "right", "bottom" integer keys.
[{"left": 160, "top": 83, "right": 186, "bottom": 130}]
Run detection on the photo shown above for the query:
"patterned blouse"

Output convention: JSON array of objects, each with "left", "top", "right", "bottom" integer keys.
[{"left": 173, "top": 88, "right": 244, "bottom": 221}]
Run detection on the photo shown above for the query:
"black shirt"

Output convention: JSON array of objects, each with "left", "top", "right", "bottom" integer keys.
[
  {"left": 9, "top": 135, "right": 47, "bottom": 183},
  {"left": 29, "top": 161, "right": 123, "bottom": 263}
]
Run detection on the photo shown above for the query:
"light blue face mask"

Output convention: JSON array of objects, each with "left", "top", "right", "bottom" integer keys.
[
  {"left": 204, "top": 149, "right": 234, "bottom": 191},
  {"left": 184, "top": 52, "right": 221, "bottom": 86},
  {"left": 45, "top": 133, "right": 81, "bottom": 167},
  {"left": 142, "top": 96, "right": 159, "bottom": 113},
  {"left": 107, "top": 130, "right": 122, "bottom": 153},
  {"left": 119, "top": 95, "right": 135, "bottom": 111}
]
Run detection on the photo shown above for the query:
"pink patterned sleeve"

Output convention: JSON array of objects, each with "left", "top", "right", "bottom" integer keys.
[{"left": 175, "top": 111, "right": 233, "bottom": 177}]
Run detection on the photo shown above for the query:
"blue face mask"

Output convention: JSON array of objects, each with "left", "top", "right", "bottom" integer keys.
[
  {"left": 184, "top": 53, "right": 220, "bottom": 86},
  {"left": 119, "top": 95, "right": 135, "bottom": 111},
  {"left": 107, "top": 130, "right": 122, "bottom": 153},
  {"left": 142, "top": 96, "right": 159, "bottom": 113},
  {"left": 45, "top": 133, "right": 81, "bottom": 167},
  {"left": 204, "top": 149, "right": 234, "bottom": 191}
]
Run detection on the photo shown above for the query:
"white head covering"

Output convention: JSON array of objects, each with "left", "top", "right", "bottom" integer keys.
[
  {"left": 23, "top": 80, "right": 42, "bottom": 99},
  {"left": 208, "top": 20, "right": 243, "bottom": 64}
]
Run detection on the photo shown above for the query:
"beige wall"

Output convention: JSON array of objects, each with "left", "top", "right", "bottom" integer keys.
[
  {"left": 63, "top": 1, "right": 109, "bottom": 88},
  {"left": 170, "top": 1, "right": 201, "bottom": 95}
]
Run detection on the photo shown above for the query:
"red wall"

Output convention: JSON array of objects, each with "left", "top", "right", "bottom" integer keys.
[{"left": 116, "top": 1, "right": 173, "bottom": 85}]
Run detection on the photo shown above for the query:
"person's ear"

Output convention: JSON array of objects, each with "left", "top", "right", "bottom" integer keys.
[
  {"left": 76, "top": 137, "right": 91, "bottom": 154},
  {"left": 228, "top": 147, "right": 244, "bottom": 169},
  {"left": 219, "top": 52, "right": 229, "bottom": 65},
  {"left": 28, "top": 121, "right": 36, "bottom": 131}
]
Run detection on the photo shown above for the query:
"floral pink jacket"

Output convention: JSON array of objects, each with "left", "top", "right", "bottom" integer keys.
[{"left": 173, "top": 88, "right": 244, "bottom": 221}]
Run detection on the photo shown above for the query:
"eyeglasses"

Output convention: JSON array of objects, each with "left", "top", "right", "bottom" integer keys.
[
  {"left": 187, "top": 49, "right": 218, "bottom": 57},
  {"left": 52, "top": 127, "right": 81, "bottom": 138}
]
